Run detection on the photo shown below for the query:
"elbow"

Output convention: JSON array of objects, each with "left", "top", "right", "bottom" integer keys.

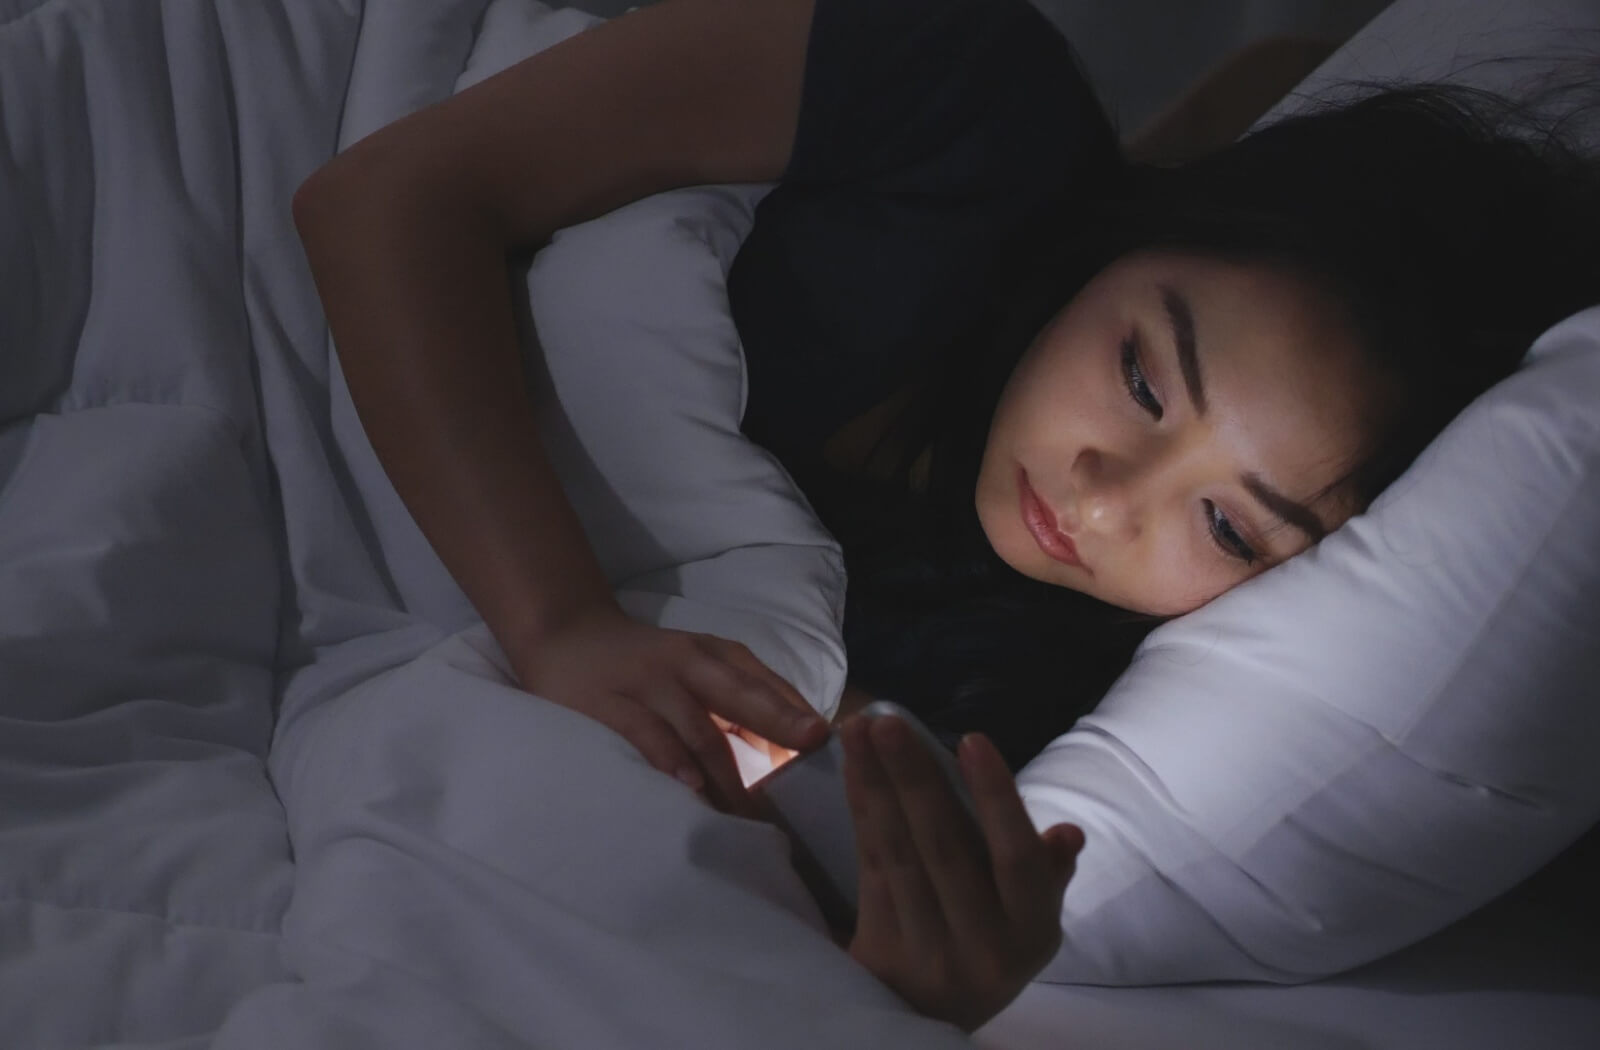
[
  {"left": 290, "top": 169, "right": 322, "bottom": 231},
  {"left": 292, "top": 144, "right": 402, "bottom": 247},
  {"left": 292, "top": 151, "right": 498, "bottom": 251},
  {"left": 292, "top": 159, "right": 354, "bottom": 247}
]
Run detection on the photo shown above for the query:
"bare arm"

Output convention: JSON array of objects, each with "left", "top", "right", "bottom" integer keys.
[
  {"left": 294, "top": 0, "right": 813, "bottom": 661},
  {"left": 293, "top": 0, "right": 826, "bottom": 808}
]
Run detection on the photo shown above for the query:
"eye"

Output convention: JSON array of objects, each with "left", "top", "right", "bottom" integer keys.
[
  {"left": 1205, "top": 500, "right": 1259, "bottom": 565},
  {"left": 1120, "top": 333, "right": 1163, "bottom": 421}
]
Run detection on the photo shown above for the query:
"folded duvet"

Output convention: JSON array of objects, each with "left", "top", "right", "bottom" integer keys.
[{"left": 0, "top": 1, "right": 970, "bottom": 1046}]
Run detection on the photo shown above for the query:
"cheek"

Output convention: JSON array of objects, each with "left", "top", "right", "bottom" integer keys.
[
  {"left": 1003, "top": 345, "right": 1120, "bottom": 449},
  {"left": 1017, "top": 316, "right": 1116, "bottom": 397},
  {"left": 1124, "top": 524, "right": 1237, "bottom": 617}
]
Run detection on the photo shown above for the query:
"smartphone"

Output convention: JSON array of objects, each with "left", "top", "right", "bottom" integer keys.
[{"left": 748, "top": 700, "right": 977, "bottom": 929}]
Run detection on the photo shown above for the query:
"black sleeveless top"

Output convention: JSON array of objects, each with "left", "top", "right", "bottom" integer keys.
[{"left": 729, "top": 0, "right": 1120, "bottom": 470}]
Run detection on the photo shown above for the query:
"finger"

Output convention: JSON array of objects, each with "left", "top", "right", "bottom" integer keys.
[
  {"left": 646, "top": 682, "right": 749, "bottom": 813},
  {"left": 693, "top": 637, "right": 829, "bottom": 747},
  {"left": 843, "top": 717, "right": 948, "bottom": 957},
  {"left": 697, "top": 636, "right": 816, "bottom": 714},
  {"left": 959, "top": 733, "right": 1063, "bottom": 926},
  {"left": 679, "top": 649, "right": 827, "bottom": 752},
  {"left": 840, "top": 719, "right": 899, "bottom": 948},
  {"left": 574, "top": 691, "right": 707, "bottom": 796},
  {"left": 1043, "top": 823, "right": 1086, "bottom": 889},
  {"left": 871, "top": 715, "right": 1004, "bottom": 945}
]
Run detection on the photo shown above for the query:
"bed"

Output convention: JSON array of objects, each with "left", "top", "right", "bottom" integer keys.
[
  {"left": 1, "top": 0, "right": 1595, "bottom": 1047},
  {"left": 983, "top": 828, "right": 1600, "bottom": 1049}
]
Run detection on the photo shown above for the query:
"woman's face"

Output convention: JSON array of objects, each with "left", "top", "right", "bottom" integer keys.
[{"left": 975, "top": 250, "right": 1383, "bottom": 617}]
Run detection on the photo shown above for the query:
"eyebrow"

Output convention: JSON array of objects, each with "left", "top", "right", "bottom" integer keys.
[
  {"left": 1160, "top": 284, "right": 1205, "bottom": 416},
  {"left": 1243, "top": 473, "right": 1329, "bottom": 544},
  {"left": 1158, "top": 283, "right": 1328, "bottom": 546}
]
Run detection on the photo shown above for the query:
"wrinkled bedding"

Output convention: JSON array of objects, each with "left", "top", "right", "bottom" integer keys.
[
  {"left": 7, "top": 2, "right": 1596, "bottom": 1048},
  {"left": 0, "top": 1, "right": 967, "bottom": 1045}
]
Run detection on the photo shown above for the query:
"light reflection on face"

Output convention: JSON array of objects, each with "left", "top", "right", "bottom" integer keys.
[{"left": 975, "top": 250, "right": 1382, "bottom": 617}]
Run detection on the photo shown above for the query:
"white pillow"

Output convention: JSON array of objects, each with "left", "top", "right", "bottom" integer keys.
[
  {"left": 522, "top": 182, "right": 850, "bottom": 724},
  {"left": 1018, "top": 0, "right": 1600, "bottom": 985},
  {"left": 326, "top": 1, "right": 848, "bottom": 726}
]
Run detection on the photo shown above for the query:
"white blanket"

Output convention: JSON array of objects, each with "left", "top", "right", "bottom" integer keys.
[{"left": 0, "top": 1, "right": 967, "bottom": 1046}]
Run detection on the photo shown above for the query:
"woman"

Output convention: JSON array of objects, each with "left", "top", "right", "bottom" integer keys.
[
  {"left": 292, "top": 0, "right": 1600, "bottom": 1031},
  {"left": 795, "top": 75, "right": 1600, "bottom": 770}
]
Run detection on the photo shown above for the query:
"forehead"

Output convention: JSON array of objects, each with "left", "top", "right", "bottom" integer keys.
[
  {"left": 1115, "top": 251, "right": 1377, "bottom": 492},
  {"left": 1111, "top": 250, "right": 1349, "bottom": 344}
]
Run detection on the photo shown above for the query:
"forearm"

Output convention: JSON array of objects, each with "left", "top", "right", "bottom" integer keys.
[
  {"left": 294, "top": 167, "right": 615, "bottom": 670},
  {"left": 291, "top": 0, "right": 810, "bottom": 673}
]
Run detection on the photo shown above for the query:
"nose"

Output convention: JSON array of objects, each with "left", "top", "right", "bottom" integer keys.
[{"left": 1070, "top": 447, "right": 1146, "bottom": 542}]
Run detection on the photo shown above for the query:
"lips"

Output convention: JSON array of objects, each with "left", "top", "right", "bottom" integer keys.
[{"left": 1018, "top": 467, "right": 1086, "bottom": 570}]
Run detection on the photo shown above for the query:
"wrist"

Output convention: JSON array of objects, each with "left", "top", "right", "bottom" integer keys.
[{"left": 499, "top": 592, "right": 623, "bottom": 680}]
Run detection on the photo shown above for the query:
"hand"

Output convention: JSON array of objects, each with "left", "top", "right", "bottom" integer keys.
[
  {"left": 841, "top": 716, "right": 1082, "bottom": 1033},
  {"left": 513, "top": 601, "right": 829, "bottom": 812}
]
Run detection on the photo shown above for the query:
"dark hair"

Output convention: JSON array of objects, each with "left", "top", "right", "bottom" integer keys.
[{"left": 794, "top": 72, "right": 1600, "bottom": 770}]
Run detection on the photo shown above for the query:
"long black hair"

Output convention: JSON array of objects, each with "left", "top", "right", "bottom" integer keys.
[{"left": 792, "top": 72, "right": 1600, "bottom": 770}]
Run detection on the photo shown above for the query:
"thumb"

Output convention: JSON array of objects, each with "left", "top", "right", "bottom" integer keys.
[{"left": 1044, "top": 823, "right": 1086, "bottom": 873}]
